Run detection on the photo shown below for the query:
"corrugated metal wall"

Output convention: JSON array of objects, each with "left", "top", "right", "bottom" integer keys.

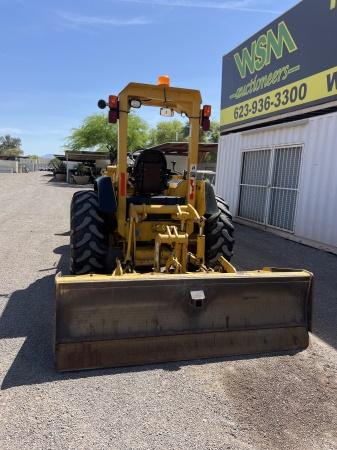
[{"left": 216, "top": 112, "right": 337, "bottom": 253}]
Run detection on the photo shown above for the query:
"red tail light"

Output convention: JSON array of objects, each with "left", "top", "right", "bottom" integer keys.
[
  {"left": 109, "top": 95, "right": 119, "bottom": 109},
  {"left": 202, "top": 105, "right": 211, "bottom": 118},
  {"left": 108, "top": 95, "right": 119, "bottom": 123},
  {"left": 108, "top": 109, "right": 119, "bottom": 124},
  {"left": 200, "top": 104, "right": 211, "bottom": 131},
  {"left": 201, "top": 117, "right": 210, "bottom": 131}
]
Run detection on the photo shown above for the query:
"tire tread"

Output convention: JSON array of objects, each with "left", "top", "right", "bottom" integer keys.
[
  {"left": 70, "top": 191, "right": 108, "bottom": 275},
  {"left": 205, "top": 195, "right": 235, "bottom": 269}
]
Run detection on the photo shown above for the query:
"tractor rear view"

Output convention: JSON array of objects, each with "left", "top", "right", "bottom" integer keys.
[{"left": 55, "top": 77, "right": 313, "bottom": 371}]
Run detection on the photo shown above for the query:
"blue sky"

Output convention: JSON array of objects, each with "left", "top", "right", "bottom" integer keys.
[{"left": 0, "top": 0, "right": 298, "bottom": 156}]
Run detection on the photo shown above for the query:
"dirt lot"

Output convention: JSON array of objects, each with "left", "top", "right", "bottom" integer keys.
[{"left": 0, "top": 172, "right": 336, "bottom": 450}]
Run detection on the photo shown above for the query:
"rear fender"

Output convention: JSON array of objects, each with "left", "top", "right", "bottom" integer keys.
[
  {"left": 205, "top": 182, "right": 219, "bottom": 215},
  {"left": 94, "top": 176, "right": 117, "bottom": 213}
]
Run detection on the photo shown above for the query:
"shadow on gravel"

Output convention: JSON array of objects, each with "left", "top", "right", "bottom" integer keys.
[
  {"left": 0, "top": 245, "right": 67, "bottom": 389},
  {"left": 1, "top": 225, "right": 336, "bottom": 389},
  {"left": 47, "top": 179, "right": 93, "bottom": 189},
  {"left": 55, "top": 231, "right": 70, "bottom": 236}
]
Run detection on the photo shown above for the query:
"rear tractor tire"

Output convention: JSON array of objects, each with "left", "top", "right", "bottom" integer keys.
[
  {"left": 205, "top": 195, "right": 235, "bottom": 269},
  {"left": 70, "top": 191, "right": 108, "bottom": 275}
]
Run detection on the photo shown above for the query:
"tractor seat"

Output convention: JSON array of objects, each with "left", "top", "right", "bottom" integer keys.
[{"left": 133, "top": 149, "right": 168, "bottom": 195}]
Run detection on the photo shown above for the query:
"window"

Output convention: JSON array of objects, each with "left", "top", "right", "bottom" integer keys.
[{"left": 238, "top": 145, "right": 302, "bottom": 232}]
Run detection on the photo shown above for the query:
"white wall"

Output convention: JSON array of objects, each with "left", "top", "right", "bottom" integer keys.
[
  {"left": 164, "top": 156, "right": 216, "bottom": 173},
  {"left": 165, "top": 155, "right": 187, "bottom": 173},
  {"left": 19, "top": 158, "right": 51, "bottom": 171},
  {"left": 0, "top": 160, "right": 18, "bottom": 173},
  {"left": 95, "top": 159, "right": 110, "bottom": 169},
  {"left": 216, "top": 112, "right": 337, "bottom": 253}
]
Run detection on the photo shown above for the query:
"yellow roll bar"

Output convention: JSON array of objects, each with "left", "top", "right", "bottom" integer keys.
[{"left": 116, "top": 83, "right": 202, "bottom": 237}]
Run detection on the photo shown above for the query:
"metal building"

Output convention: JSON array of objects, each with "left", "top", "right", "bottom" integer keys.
[
  {"left": 217, "top": 0, "right": 337, "bottom": 254},
  {"left": 216, "top": 112, "right": 337, "bottom": 254}
]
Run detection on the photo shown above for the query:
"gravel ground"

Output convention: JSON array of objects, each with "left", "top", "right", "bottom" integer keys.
[{"left": 0, "top": 172, "right": 336, "bottom": 450}]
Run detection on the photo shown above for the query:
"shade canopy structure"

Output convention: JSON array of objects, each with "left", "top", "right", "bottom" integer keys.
[
  {"left": 54, "top": 144, "right": 217, "bottom": 162},
  {"left": 53, "top": 151, "right": 111, "bottom": 182},
  {"left": 144, "top": 142, "right": 217, "bottom": 156},
  {"left": 54, "top": 151, "right": 111, "bottom": 163}
]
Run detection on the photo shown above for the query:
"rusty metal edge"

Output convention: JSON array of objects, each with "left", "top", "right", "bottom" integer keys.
[{"left": 55, "top": 327, "right": 309, "bottom": 372}]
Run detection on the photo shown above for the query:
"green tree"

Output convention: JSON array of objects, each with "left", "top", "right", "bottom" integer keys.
[
  {"left": 65, "top": 114, "right": 118, "bottom": 153},
  {"left": 50, "top": 157, "right": 66, "bottom": 174},
  {"left": 65, "top": 114, "right": 149, "bottom": 161},
  {"left": 206, "top": 121, "right": 220, "bottom": 143},
  {"left": 0, "top": 135, "right": 23, "bottom": 156},
  {"left": 126, "top": 114, "right": 149, "bottom": 151},
  {"left": 173, "top": 120, "right": 220, "bottom": 144},
  {"left": 148, "top": 120, "right": 185, "bottom": 146},
  {"left": 200, "top": 121, "right": 220, "bottom": 163}
]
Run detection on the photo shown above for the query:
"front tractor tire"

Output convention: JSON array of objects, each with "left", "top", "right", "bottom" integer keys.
[
  {"left": 70, "top": 191, "right": 108, "bottom": 275},
  {"left": 205, "top": 196, "right": 235, "bottom": 269}
]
